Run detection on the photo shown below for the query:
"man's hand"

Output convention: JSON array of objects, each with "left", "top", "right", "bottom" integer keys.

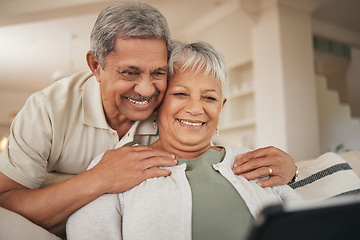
[
  {"left": 232, "top": 146, "right": 296, "bottom": 187},
  {"left": 89, "top": 145, "right": 177, "bottom": 194}
]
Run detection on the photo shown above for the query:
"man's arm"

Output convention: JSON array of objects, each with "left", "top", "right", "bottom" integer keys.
[
  {"left": 0, "top": 145, "right": 176, "bottom": 229},
  {"left": 232, "top": 146, "right": 297, "bottom": 187}
]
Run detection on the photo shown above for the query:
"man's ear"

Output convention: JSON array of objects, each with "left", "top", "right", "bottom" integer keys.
[{"left": 86, "top": 51, "right": 102, "bottom": 79}]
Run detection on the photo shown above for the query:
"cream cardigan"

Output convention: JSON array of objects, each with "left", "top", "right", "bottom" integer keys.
[{"left": 67, "top": 146, "right": 302, "bottom": 240}]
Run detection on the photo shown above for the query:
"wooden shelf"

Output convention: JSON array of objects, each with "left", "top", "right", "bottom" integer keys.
[
  {"left": 228, "top": 88, "right": 254, "bottom": 99},
  {"left": 216, "top": 57, "right": 256, "bottom": 148},
  {"left": 227, "top": 56, "right": 252, "bottom": 69},
  {"left": 219, "top": 118, "right": 255, "bottom": 131}
]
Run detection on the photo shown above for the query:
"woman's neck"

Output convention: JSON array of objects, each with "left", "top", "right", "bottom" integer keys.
[{"left": 150, "top": 139, "right": 214, "bottom": 159}]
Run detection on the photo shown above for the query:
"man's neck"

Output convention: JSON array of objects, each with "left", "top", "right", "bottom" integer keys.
[{"left": 107, "top": 116, "right": 135, "bottom": 139}]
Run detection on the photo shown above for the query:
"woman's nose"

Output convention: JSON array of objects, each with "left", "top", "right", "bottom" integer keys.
[{"left": 185, "top": 98, "right": 204, "bottom": 115}]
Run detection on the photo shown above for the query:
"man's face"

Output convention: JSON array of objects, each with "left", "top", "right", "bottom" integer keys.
[{"left": 95, "top": 38, "right": 168, "bottom": 123}]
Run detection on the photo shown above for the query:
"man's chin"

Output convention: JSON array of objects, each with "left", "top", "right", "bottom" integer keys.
[{"left": 125, "top": 109, "right": 154, "bottom": 122}]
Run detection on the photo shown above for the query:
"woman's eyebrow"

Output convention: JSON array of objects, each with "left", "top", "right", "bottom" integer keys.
[
  {"left": 203, "top": 89, "right": 219, "bottom": 94},
  {"left": 172, "top": 85, "right": 189, "bottom": 89}
]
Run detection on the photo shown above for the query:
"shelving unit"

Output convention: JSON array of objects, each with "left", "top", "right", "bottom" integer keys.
[{"left": 215, "top": 58, "right": 256, "bottom": 149}]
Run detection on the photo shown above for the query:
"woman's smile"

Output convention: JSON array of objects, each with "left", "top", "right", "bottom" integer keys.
[{"left": 176, "top": 118, "right": 205, "bottom": 127}]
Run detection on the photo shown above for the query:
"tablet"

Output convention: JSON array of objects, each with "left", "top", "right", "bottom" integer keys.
[{"left": 247, "top": 196, "right": 360, "bottom": 240}]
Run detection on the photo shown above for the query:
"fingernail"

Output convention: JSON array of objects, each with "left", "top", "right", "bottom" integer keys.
[
  {"left": 233, "top": 163, "right": 238, "bottom": 168},
  {"left": 170, "top": 154, "right": 175, "bottom": 159}
]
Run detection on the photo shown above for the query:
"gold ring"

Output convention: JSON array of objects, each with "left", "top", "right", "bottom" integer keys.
[{"left": 269, "top": 168, "right": 273, "bottom": 176}]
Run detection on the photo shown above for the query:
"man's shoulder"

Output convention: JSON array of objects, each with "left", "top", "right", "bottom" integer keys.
[{"left": 33, "top": 70, "right": 94, "bottom": 103}]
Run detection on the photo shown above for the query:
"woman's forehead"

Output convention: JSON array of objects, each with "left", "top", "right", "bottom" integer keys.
[
  {"left": 169, "top": 69, "right": 222, "bottom": 94},
  {"left": 171, "top": 68, "right": 219, "bottom": 83}
]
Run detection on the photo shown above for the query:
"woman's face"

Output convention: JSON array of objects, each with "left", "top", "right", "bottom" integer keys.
[{"left": 157, "top": 68, "right": 226, "bottom": 152}]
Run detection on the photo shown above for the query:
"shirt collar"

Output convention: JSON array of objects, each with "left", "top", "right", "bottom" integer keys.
[
  {"left": 135, "top": 113, "right": 158, "bottom": 135},
  {"left": 83, "top": 73, "right": 158, "bottom": 136},
  {"left": 83, "top": 74, "right": 110, "bottom": 129},
  {"left": 115, "top": 114, "right": 158, "bottom": 148}
]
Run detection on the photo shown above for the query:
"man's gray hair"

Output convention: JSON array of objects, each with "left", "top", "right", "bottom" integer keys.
[
  {"left": 168, "top": 41, "right": 227, "bottom": 96},
  {"left": 90, "top": 1, "right": 171, "bottom": 69}
]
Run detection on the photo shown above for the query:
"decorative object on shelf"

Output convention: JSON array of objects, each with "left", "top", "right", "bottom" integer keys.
[{"left": 0, "top": 137, "right": 7, "bottom": 153}]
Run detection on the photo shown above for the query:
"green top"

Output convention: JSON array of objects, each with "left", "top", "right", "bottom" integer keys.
[{"left": 177, "top": 148, "right": 254, "bottom": 240}]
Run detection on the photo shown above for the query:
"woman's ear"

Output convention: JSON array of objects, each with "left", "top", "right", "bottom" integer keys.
[
  {"left": 86, "top": 51, "right": 102, "bottom": 79},
  {"left": 222, "top": 98, "right": 227, "bottom": 108}
]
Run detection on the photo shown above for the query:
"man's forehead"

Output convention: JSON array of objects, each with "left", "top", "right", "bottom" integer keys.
[{"left": 117, "top": 64, "right": 168, "bottom": 71}]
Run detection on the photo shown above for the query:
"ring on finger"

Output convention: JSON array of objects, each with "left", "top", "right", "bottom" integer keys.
[{"left": 268, "top": 167, "right": 273, "bottom": 176}]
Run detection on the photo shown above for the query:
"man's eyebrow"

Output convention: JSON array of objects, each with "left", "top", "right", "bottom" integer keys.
[
  {"left": 116, "top": 65, "right": 139, "bottom": 72},
  {"left": 156, "top": 66, "right": 168, "bottom": 72},
  {"left": 117, "top": 66, "right": 167, "bottom": 72},
  {"left": 127, "top": 66, "right": 140, "bottom": 70}
]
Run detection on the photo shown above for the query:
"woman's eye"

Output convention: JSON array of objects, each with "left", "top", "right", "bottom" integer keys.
[
  {"left": 204, "top": 96, "right": 217, "bottom": 101},
  {"left": 173, "top": 92, "right": 187, "bottom": 97}
]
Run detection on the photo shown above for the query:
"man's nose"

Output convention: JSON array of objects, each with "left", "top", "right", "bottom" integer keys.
[{"left": 134, "top": 76, "right": 157, "bottom": 97}]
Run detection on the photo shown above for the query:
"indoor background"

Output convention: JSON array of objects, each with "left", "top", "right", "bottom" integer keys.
[{"left": 0, "top": 0, "right": 359, "bottom": 161}]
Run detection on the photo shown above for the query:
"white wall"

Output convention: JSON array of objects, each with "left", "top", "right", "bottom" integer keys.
[
  {"left": 312, "top": 19, "right": 360, "bottom": 154},
  {"left": 0, "top": 90, "right": 31, "bottom": 138},
  {"left": 347, "top": 48, "right": 360, "bottom": 117},
  {"left": 316, "top": 75, "right": 360, "bottom": 153},
  {"left": 177, "top": 9, "right": 252, "bottom": 66}
]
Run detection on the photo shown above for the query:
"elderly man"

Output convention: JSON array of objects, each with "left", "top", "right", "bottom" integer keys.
[{"left": 0, "top": 1, "right": 296, "bottom": 238}]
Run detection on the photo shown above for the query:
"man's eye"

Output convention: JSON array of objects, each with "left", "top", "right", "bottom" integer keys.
[
  {"left": 151, "top": 72, "right": 167, "bottom": 80},
  {"left": 122, "top": 71, "right": 139, "bottom": 80},
  {"left": 125, "top": 71, "right": 138, "bottom": 76}
]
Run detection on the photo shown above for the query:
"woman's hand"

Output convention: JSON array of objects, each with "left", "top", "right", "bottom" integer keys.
[{"left": 232, "top": 146, "right": 296, "bottom": 187}]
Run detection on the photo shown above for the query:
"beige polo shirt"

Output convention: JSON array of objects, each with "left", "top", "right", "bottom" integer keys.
[{"left": 0, "top": 71, "right": 158, "bottom": 189}]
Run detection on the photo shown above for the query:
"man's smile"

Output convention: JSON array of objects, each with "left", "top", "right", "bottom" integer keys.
[
  {"left": 127, "top": 97, "right": 149, "bottom": 105},
  {"left": 123, "top": 92, "right": 160, "bottom": 106}
]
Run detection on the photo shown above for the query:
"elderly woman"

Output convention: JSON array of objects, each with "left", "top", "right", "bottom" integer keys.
[{"left": 66, "top": 41, "right": 301, "bottom": 240}]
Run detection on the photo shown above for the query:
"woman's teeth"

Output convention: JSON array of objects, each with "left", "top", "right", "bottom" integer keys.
[
  {"left": 128, "top": 98, "right": 149, "bottom": 105},
  {"left": 177, "top": 119, "right": 203, "bottom": 126}
]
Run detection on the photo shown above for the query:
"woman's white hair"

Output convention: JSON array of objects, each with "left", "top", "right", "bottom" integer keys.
[{"left": 168, "top": 40, "right": 227, "bottom": 97}]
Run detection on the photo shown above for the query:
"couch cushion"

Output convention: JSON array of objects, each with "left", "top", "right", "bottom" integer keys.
[
  {"left": 0, "top": 207, "right": 61, "bottom": 240},
  {"left": 339, "top": 151, "right": 360, "bottom": 178},
  {"left": 290, "top": 152, "right": 360, "bottom": 201}
]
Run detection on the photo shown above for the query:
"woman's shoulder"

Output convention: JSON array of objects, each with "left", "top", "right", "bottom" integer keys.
[{"left": 223, "top": 145, "right": 251, "bottom": 157}]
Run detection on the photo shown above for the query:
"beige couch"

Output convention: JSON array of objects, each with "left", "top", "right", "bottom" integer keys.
[{"left": 1, "top": 151, "right": 360, "bottom": 240}]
